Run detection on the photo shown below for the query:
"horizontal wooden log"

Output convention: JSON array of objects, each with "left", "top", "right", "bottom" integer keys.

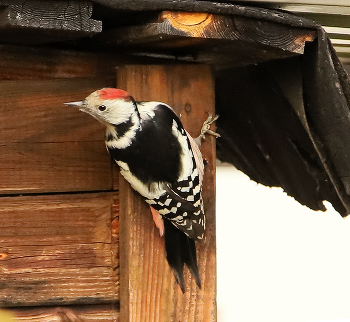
[
  {"left": 0, "top": 0, "right": 101, "bottom": 45},
  {"left": 5, "top": 304, "right": 119, "bottom": 321},
  {"left": 0, "top": 78, "right": 111, "bottom": 143},
  {"left": 0, "top": 141, "right": 112, "bottom": 194},
  {"left": 0, "top": 45, "right": 118, "bottom": 80},
  {"left": 0, "top": 77, "right": 118, "bottom": 194},
  {"left": 98, "top": 11, "right": 316, "bottom": 67},
  {"left": 0, "top": 192, "right": 119, "bottom": 307}
]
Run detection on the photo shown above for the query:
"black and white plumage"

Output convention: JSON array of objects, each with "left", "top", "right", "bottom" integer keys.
[{"left": 65, "top": 88, "right": 212, "bottom": 292}]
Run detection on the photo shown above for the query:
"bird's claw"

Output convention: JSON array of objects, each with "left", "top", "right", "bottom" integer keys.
[{"left": 197, "top": 114, "right": 220, "bottom": 141}]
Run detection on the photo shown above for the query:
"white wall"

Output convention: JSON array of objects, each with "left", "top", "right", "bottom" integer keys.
[{"left": 216, "top": 164, "right": 350, "bottom": 322}]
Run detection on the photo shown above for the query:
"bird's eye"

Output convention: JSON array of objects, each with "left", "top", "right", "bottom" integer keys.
[{"left": 98, "top": 105, "right": 107, "bottom": 111}]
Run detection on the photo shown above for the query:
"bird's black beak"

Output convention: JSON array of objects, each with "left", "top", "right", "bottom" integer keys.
[{"left": 64, "top": 101, "right": 84, "bottom": 108}]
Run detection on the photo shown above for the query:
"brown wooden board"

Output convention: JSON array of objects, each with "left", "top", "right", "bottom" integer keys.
[
  {"left": 0, "top": 77, "right": 116, "bottom": 194},
  {"left": 96, "top": 11, "right": 316, "bottom": 67},
  {"left": 0, "top": 142, "right": 112, "bottom": 194},
  {"left": 0, "top": 42, "right": 123, "bottom": 314},
  {"left": 0, "top": 0, "right": 102, "bottom": 45},
  {"left": 117, "top": 64, "right": 216, "bottom": 322},
  {"left": 0, "top": 78, "right": 111, "bottom": 143},
  {"left": 0, "top": 192, "right": 119, "bottom": 307},
  {"left": 0, "top": 45, "right": 117, "bottom": 80},
  {"left": 8, "top": 304, "right": 119, "bottom": 321}
]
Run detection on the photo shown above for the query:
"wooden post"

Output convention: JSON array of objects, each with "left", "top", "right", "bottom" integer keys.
[{"left": 118, "top": 65, "right": 216, "bottom": 321}]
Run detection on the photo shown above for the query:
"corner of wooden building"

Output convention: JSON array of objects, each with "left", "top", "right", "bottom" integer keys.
[{"left": 0, "top": 2, "right": 322, "bottom": 321}]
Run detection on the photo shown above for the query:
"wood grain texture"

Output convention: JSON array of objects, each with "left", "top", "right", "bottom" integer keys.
[
  {"left": 0, "top": 77, "right": 116, "bottom": 194},
  {"left": 0, "top": 45, "right": 117, "bottom": 80},
  {"left": 0, "top": 42, "right": 120, "bottom": 312},
  {"left": 0, "top": 0, "right": 101, "bottom": 44},
  {"left": 98, "top": 11, "right": 316, "bottom": 67},
  {"left": 10, "top": 304, "right": 119, "bottom": 321},
  {"left": 118, "top": 64, "right": 216, "bottom": 322},
  {"left": 0, "top": 142, "right": 112, "bottom": 194},
  {"left": 0, "top": 78, "right": 112, "bottom": 144},
  {"left": 0, "top": 193, "right": 119, "bottom": 307}
]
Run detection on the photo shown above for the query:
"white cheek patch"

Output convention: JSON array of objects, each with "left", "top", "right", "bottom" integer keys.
[
  {"left": 100, "top": 99, "right": 135, "bottom": 125},
  {"left": 85, "top": 93, "right": 137, "bottom": 125}
]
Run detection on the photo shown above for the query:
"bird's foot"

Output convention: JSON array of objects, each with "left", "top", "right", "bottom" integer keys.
[{"left": 195, "top": 114, "right": 220, "bottom": 145}]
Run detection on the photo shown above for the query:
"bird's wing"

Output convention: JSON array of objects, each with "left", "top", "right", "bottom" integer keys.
[
  {"left": 185, "top": 129, "right": 204, "bottom": 186},
  {"left": 146, "top": 162, "right": 205, "bottom": 240}
]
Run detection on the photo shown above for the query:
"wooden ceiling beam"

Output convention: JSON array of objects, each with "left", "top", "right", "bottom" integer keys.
[
  {"left": 96, "top": 11, "right": 316, "bottom": 67},
  {"left": 233, "top": 0, "right": 350, "bottom": 6}
]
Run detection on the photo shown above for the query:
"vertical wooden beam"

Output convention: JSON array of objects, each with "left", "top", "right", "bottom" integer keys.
[{"left": 118, "top": 65, "right": 216, "bottom": 322}]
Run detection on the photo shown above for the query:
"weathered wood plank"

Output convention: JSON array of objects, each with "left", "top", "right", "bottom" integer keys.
[
  {"left": 0, "top": 192, "right": 119, "bottom": 307},
  {"left": 118, "top": 64, "right": 216, "bottom": 322},
  {"left": 0, "top": 141, "right": 112, "bottom": 194},
  {"left": 7, "top": 304, "right": 119, "bottom": 321},
  {"left": 0, "top": 78, "right": 111, "bottom": 143},
  {"left": 98, "top": 11, "right": 316, "bottom": 67},
  {"left": 0, "top": 45, "right": 117, "bottom": 80},
  {"left": 0, "top": 78, "right": 104, "bottom": 143},
  {"left": 0, "top": 77, "right": 117, "bottom": 194},
  {"left": 0, "top": 0, "right": 101, "bottom": 45}
]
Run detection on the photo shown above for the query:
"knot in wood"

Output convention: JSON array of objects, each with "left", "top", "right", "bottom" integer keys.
[{"left": 184, "top": 102, "right": 192, "bottom": 114}]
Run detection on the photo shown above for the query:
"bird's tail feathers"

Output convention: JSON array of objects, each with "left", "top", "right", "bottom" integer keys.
[{"left": 163, "top": 219, "right": 201, "bottom": 293}]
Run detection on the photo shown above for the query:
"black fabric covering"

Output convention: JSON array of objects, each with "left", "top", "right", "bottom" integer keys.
[
  {"left": 93, "top": 0, "right": 350, "bottom": 216},
  {"left": 215, "top": 26, "right": 350, "bottom": 216},
  {"left": 215, "top": 56, "right": 350, "bottom": 216}
]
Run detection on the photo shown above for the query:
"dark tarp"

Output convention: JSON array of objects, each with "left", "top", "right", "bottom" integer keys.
[{"left": 93, "top": 0, "right": 350, "bottom": 216}]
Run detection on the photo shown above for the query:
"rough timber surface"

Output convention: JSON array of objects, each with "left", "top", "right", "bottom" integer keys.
[
  {"left": 118, "top": 64, "right": 216, "bottom": 322},
  {"left": 11, "top": 304, "right": 119, "bottom": 322},
  {"left": 0, "top": 77, "right": 115, "bottom": 194},
  {"left": 97, "top": 11, "right": 315, "bottom": 67},
  {"left": 0, "top": 45, "right": 120, "bottom": 313},
  {"left": 91, "top": 0, "right": 320, "bottom": 30},
  {"left": 0, "top": 0, "right": 101, "bottom": 44},
  {"left": 0, "top": 45, "right": 117, "bottom": 80},
  {"left": 0, "top": 193, "right": 119, "bottom": 307}
]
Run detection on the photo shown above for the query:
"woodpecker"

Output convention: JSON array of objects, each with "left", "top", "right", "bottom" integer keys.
[{"left": 65, "top": 88, "right": 219, "bottom": 292}]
